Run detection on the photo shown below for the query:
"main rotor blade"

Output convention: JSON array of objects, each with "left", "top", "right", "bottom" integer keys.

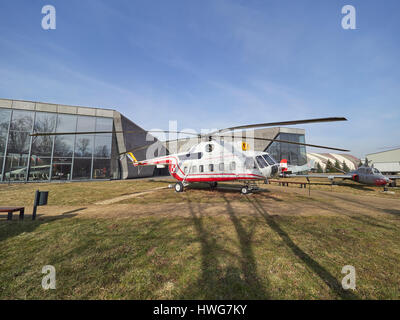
[
  {"left": 118, "top": 136, "right": 200, "bottom": 156},
  {"left": 211, "top": 117, "right": 347, "bottom": 135},
  {"left": 215, "top": 135, "right": 350, "bottom": 152},
  {"left": 30, "top": 130, "right": 200, "bottom": 137}
]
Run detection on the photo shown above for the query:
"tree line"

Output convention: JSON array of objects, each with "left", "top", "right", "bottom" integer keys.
[{"left": 315, "top": 159, "right": 351, "bottom": 173}]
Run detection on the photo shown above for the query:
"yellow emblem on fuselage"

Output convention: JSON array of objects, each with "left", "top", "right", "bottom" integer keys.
[{"left": 242, "top": 142, "right": 250, "bottom": 151}]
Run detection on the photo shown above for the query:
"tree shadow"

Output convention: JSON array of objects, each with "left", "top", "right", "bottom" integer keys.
[
  {"left": 221, "top": 194, "right": 269, "bottom": 298},
  {"left": 383, "top": 209, "right": 400, "bottom": 217},
  {"left": 246, "top": 196, "right": 358, "bottom": 299},
  {"left": 334, "top": 183, "right": 375, "bottom": 192},
  {"left": 0, "top": 208, "right": 84, "bottom": 243},
  {"left": 177, "top": 197, "right": 268, "bottom": 299}
]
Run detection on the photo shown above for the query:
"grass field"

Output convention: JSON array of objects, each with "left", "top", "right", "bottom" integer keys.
[{"left": 1, "top": 179, "right": 399, "bottom": 299}]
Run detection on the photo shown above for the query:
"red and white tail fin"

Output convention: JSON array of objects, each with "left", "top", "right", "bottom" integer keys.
[{"left": 280, "top": 159, "right": 288, "bottom": 172}]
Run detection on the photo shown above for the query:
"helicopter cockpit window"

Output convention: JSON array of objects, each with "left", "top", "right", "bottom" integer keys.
[
  {"left": 244, "top": 157, "right": 257, "bottom": 169},
  {"left": 256, "top": 156, "right": 267, "bottom": 168},
  {"left": 262, "top": 154, "right": 276, "bottom": 166},
  {"left": 205, "top": 144, "right": 214, "bottom": 152}
]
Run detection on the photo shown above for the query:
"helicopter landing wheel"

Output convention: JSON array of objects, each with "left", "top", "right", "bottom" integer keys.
[
  {"left": 175, "top": 182, "right": 184, "bottom": 193},
  {"left": 241, "top": 186, "right": 249, "bottom": 195}
]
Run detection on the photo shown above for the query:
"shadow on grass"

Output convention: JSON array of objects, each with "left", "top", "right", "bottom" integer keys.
[
  {"left": 178, "top": 196, "right": 268, "bottom": 299},
  {"left": 0, "top": 208, "right": 83, "bottom": 243},
  {"left": 221, "top": 194, "right": 269, "bottom": 298},
  {"left": 246, "top": 196, "right": 358, "bottom": 299},
  {"left": 383, "top": 209, "right": 400, "bottom": 217}
]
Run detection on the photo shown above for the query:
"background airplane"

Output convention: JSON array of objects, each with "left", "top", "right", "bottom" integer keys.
[{"left": 288, "top": 162, "right": 400, "bottom": 189}]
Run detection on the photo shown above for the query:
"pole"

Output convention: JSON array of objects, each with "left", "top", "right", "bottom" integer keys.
[{"left": 32, "top": 190, "right": 39, "bottom": 220}]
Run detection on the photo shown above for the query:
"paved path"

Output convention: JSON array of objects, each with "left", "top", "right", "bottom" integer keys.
[{"left": 94, "top": 186, "right": 168, "bottom": 205}]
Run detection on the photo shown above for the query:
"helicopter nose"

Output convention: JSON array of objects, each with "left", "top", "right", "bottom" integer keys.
[{"left": 374, "top": 178, "right": 388, "bottom": 186}]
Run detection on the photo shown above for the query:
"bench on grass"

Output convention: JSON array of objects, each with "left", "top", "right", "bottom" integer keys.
[
  {"left": 268, "top": 179, "right": 308, "bottom": 188},
  {"left": 0, "top": 207, "right": 25, "bottom": 221}
]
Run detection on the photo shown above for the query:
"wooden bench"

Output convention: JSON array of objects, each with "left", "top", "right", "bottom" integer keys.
[
  {"left": 268, "top": 180, "right": 308, "bottom": 189},
  {"left": 0, "top": 207, "right": 25, "bottom": 221}
]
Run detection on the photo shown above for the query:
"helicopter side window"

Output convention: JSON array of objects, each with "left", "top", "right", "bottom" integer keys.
[
  {"left": 209, "top": 164, "right": 214, "bottom": 172},
  {"left": 230, "top": 162, "right": 236, "bottom": 171},
  {"left": 219, "top": 163, "right": 224, "bottom": 172},
  {"left": 184, "top": 167, "right": 188, "bottom": 174},
  {"left": 191, "top": 166, "right": 197, "bottom": 173},
  {"left": 256, "top": 156, "right": 267, "bottom": 168},
  {"left": 199, "top": 165, "right": 204, "bottom": 173},
  {"left": 244, "top": 157, "right": 257, "bottom": 169}
]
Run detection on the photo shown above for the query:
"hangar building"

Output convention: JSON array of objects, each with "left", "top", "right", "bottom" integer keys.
[
  {"left": 1, "top": 98, "right": 308, "bottom": 183},
  {"left": 366, "top": 148, "right": 400, "bottom": 175},
  {"left": 0, "top": 98, "right": 166, "bottom": 183}
]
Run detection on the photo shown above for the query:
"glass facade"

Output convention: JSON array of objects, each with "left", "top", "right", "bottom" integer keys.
[
  {"left": 0, "top": 107, "right": 118, "bottom": 182},
  {"left": 265, "top": 132, "right": 307, "bottom": 166}
]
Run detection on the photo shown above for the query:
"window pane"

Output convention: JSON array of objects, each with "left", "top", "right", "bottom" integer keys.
[
  {"left": 0, "top": 131, "right": 7, "bottom": 156},
  {"left": 54, "top": 135, "right": 75, "bottom": 157},
  {"left": 219, "top": 163, "right": 224, "bottom": 171},
  {"left": 93, "top": 159, "right": 111, "bottom": 179},
  {"left": 96, "top": 117, "right": 113, "bottom": 131},
  {"left": 7, "top": 131, "right": 31, "bottom": 154},
  {"left": 4, "top": 154, "right": 29, "bottom": 181},
  {"left": 0, "top": 109, "right": 11, "bottom": 132},
  {"left": 10, "top": 110, "right": 34, "bottom": 132},
  {"left": 56, "top": 114, "right": 77, "bottom": 133},
  {"left": 34, "top": 112, "right": 57, "bottom": 133},
  {"left": 94, "top": 134, "right": 111, "bottom": 158},
  {"left": 77, "top": 116, "right": 95, "bottom": 132},
  {"left": 209, "top": 164, "right": 214, "bottom": 172},
  {"left": 51, "top": 162, "right": 72, "bottom": 180},
  {"left": 31, "top": 135, "right": 54, "bottom": 156},
  {"left": 199, "top": 165, "right": 204, "bottom": 173},
  {"left": 74, "top": 135, "right": 93, "bottom": 158},
  {"left": 29, "top": 157, "right": 51, "bottom": 181},
  {"left": 73, "top": 158, "right": 92, "bottom": 180},
  {"left": 0, "top": 156, "right": 4, "bottom": 179}
]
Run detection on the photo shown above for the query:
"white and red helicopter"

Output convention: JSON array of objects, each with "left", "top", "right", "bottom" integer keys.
[
  {"left": 123, "top": 117, "right": 349, "bottom": 194},
  {"left": 31, "top": 117, "right": 349, "bottom": 194}
]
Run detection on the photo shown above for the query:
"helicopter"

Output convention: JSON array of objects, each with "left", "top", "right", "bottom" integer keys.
[{"left": 31, "top": 117, "right": 349, "bottom": 194}]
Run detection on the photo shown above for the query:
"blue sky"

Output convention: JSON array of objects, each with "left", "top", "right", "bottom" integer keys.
[{"left": 0, "top": 0, "right": 399, "bottom": 157}]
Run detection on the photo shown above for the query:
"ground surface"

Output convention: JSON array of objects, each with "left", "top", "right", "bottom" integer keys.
[{"left": 1, "top": 179, "right": 399, "bottom": 299}]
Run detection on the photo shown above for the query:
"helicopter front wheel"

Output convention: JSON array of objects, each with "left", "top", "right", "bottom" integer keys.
[
  {"left": 241, "top": 186, "right": 249, "bottom": 195},
  {"left": 175, "top": 182, "right": 184, "bottom": 193}
]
